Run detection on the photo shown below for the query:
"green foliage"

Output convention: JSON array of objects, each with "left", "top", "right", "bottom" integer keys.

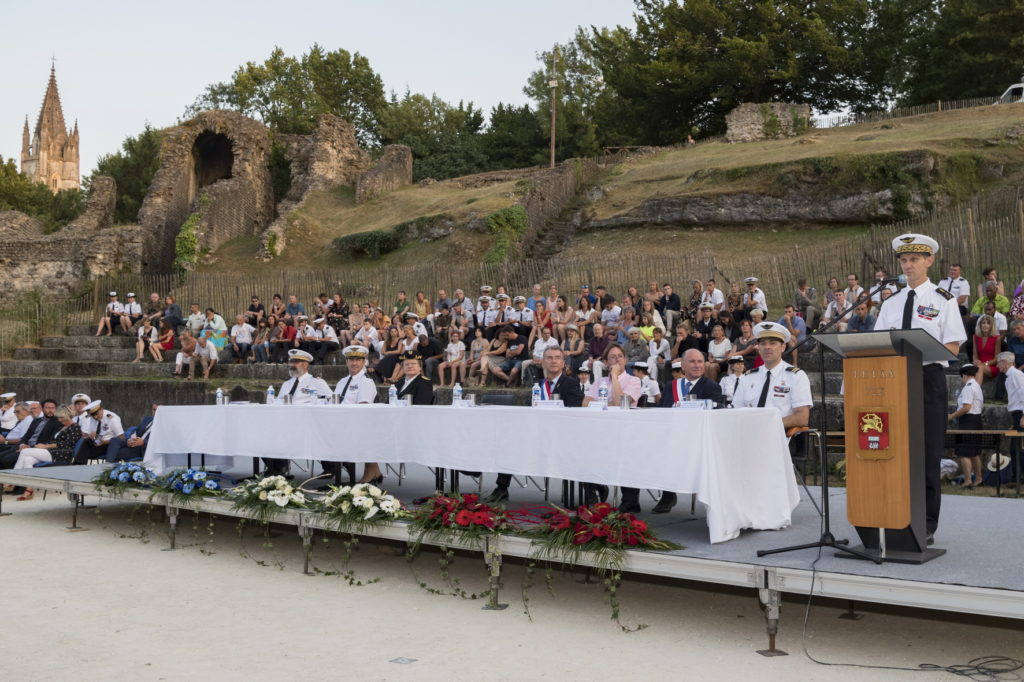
[
  {"left": 899, "top": 0, "right": 1024, "bottom": 105},
  {"left": 332, "top": 229, "right": 402, "bottom": 260},
  {"left": 85, "top": 125, "right": 162, "bottom": 224},
  {"left": 760, "top": 104, "right": 782, "bottom": 139},
  {"left": 268, "top": 142, "right": 292, "bottom": 205},
  {"left": 483, "top": 205, "right": 528, "bottom": 263},
  {"left": 791, "top": 107, "right": 810, "bottom": 135},
  {"left": 0, "top": 155, "right": 85, "bottom": 232},
  {"left": 187, "top": 44, "right": 388, "bottom": 146},
  {"left": 379, "top": 92, "right": 489, "bottom": 181},
  {"left": 174, "top": 212, "right": 201, "bottom": 271},
  {"left": 937, "top": 152, "right": 985, "bottom": 200},
  {"left": 264, "top": 232, "right": 278, "bottom": 257},
  {"left": 480, "top": 103, "right": 545, "bottom": 170}
]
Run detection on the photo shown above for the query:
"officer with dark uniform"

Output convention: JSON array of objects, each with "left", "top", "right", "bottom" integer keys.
[
  {"left": 874, "top": 233, "right": 966, "bottom": 545},
  {"left": 394, "top": 351, "right": 434, "bottom": 405}
]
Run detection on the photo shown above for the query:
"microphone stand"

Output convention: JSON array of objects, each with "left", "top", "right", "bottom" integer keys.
[{"left": 756, "top": 280, "right": 899, "bottom": 564}]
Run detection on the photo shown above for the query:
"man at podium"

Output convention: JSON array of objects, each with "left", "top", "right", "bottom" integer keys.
[{"left": 874, "top": 233, "right": 967, "bottom": 544}]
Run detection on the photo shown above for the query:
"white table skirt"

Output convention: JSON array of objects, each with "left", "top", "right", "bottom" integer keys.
[{"left": 145, "top": 404, "right": 799, "bottom": 543}]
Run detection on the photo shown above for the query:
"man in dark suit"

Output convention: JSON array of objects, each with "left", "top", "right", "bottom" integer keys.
[
  {"left": 641, "top": 349, "right": 724, "bottom": 514},
  {"left": 395, "top": 351, "right": 434, "bottom": 405},
  {"left": 0, "top": 399, "right": 60, "bottom": 469},
  {"left": 487, "top": 346, "right": 584, "bottom": 503},
  {"left": 105, "top": 403, "right": 159, "bottom": 462}
]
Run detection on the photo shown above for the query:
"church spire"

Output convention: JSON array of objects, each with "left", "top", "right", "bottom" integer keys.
[
  {"left": 35, "top": 65, "right": 67, "bottom": 140},
  {"left": 21, "top": 116, "right": 30, "bottom": 159}
]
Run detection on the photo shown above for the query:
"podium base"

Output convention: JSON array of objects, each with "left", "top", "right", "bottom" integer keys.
[{"left": 836, "top": 545, "right": 946, "bottom": 565}]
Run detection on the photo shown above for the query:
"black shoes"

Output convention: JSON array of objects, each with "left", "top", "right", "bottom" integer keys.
[
  {"left": 486, "top": 486, "right": 509, "bottom": 504},
  {"left": 358, "top": 476, "right": 384, "bottom": 486},
  {"left": 652, "top": 492, "right": 677, "bottom": 514},
  {"left": 926, "top": 533, "right": 935, "bottom": 546},
  {"left": 618, "top": 499, "right": 641, "bottom": 514},
  {"left": 583, "top": 484, "right": 609, "bottom": 506}
]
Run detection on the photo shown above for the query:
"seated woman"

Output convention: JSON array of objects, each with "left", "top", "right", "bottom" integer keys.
[
  {"left": 973, "top": 314, "right": 1001, "bottom": 385},
  {"left": 13, "top": 405, "right": 82, "bottom": 500},
  {"left": 201, "top": 308, "right": 229, "bottom": 350},
  {"left": 563, "top": 324, "right": 586, "bottom": 375},
  {"left": 133, "top": 318, "right": 162, "bottom": 363},
  {"left": 438, "top": 329, "right": 466, "bottom": 387},
  {"left": 268, "top": 294, "right": 287, "bottom": 321},
  {"left": 328, "top": 293, "right": 352, "bottom": 345},
  {"left": 158, "top": 321, "right": 176, "bottom": 355},
  {"left": 478, "top": 331, "right": 508, "bottom": 386},
  {"left": 705, "top": 323, "right": 733, "bottom": 381},
  {"left": 373, "top": 326, "right": 404, "bottom": 382},
  {"left": 252, "top": 318, "right": 272, "bottom": 363},
  {"left": 462, "top": 328, "right": 486, "bottom": 385},
  {"left": 95, "top": 291, "right": 123, "bottom": 337}
]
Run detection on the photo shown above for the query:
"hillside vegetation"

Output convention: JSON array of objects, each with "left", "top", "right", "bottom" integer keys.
[{"left": 201, "top": 103, "right": 1024, "bottom": 273}]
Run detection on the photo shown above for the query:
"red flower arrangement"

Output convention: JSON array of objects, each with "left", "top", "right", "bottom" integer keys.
[
  {"left": 539, "top": 502, "right": 678, "bottom": 551},
  {"left": 409, "top": 492, "right": 510, "bottom": 548}
]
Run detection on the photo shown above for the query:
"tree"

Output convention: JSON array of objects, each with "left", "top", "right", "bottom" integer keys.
[
  {"left": 0, "top": 155, "right": 85, "bottom": 232},
  {"left": 480, "top": 103, "right": 545, "bottom": 170},
  {"left": 379, "top": 92, "right": 488, "bottom": 180},
  {"left": 586, "top": 0, "right": 878, "bottom": 141},
  {"left": 85, "top": 125, "right": 162, "bottom": 224},
  {"left": 899, "top": 0, "right": 1024, "bottom": 105},
  {"left": 188, "top": 44, "right": 388, "bottom": 145}
]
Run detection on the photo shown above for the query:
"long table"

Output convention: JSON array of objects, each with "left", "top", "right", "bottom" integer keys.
[{"left": 145, "top": 404, "right": 799, "bottom": 544}]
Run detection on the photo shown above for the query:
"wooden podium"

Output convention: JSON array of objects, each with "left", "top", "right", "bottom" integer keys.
[{"left": 815, "top": 330, "right": 956, "bottom": 564}]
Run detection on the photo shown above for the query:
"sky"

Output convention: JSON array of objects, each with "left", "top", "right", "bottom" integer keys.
[{"left": 2, "top": 0, "right": 638, "bottom": 178}]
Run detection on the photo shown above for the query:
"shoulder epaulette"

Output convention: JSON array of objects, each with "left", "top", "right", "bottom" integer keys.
[
  {"left": 935, "top": 287, "right": 954, "bottom": 300},
  {"left": 786, "top": 366, "right": 803, "bottom": 373},
  {"left": 743, "top": 368, "right": 756, "bottom": 375}
]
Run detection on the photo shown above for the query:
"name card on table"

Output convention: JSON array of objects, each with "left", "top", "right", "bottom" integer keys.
[
  {"left": 673, "top": 399, "right": 714, "bottom": 410},
  {"left": 450, "top": 399, "right": 475, "bottom": 408},
  {"left": 534, "top": 400, "right": 565, "bottom": 408}
]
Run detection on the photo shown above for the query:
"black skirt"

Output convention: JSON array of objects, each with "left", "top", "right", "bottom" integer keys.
[{"left": 955, "top": 413, "right": 983, "bottom": 458}]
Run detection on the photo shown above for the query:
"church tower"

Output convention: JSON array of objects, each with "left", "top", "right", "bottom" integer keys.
[{"left": 20, "top": 66, "right": 80, "bottom": 193}]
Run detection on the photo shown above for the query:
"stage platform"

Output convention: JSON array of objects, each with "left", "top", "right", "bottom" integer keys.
[{"left": 2, "top": 463, "right": 1022, "bottom": 652}]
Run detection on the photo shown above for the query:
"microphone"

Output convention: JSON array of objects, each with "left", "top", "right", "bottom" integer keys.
[{"left": 878, "top": 275, "right": 907, "bottom": 285}]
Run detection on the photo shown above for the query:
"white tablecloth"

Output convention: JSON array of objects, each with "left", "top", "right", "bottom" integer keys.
[{"left": 146, "top": 404, "right": 799, "bottom": 543}]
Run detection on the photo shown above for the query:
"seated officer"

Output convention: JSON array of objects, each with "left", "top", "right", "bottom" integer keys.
[
  {"left": 325, "top": 345, "right": 379, "bottom": 484},
  {"left": 731, "top": 322, "right": 812, "bottom": 430},
  {"left": 263, "top": 349, "right": 331, "bottom": 476}
]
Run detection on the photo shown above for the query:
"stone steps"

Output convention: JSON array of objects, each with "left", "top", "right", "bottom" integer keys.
[
  {"left": 0, "top": 359, "right": 350, "bottom": 382},
  {"left": 42, "top": 335, "right": 138, "bottom": 349}
]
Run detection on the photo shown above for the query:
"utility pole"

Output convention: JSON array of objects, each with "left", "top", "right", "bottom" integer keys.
[{"left": 549, "top": 45, "right": 558, "bottom": 168}]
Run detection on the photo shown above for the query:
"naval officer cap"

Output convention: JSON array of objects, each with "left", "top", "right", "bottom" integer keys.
[
  {"left": 399, "top": 350, "right": 422, "bottom": 361},
  {"left": 513, "top": 295, "right": 527, "bottom": 303},
  {"left": 743, "top": 277, "right": 759, "bottom": 284},
  {"left": 108, "top": 291, "right": 118, "bottom": 297},
  {"left": 753, "top": 321, "right": 791, "bottom": 344},
  {"left": 342, "top": 345, "right": 368, "bottom": 359},
  {"left": 892, "top": 233, "right": 939, "bottom": 256},
  {"left": 287, "top": 349, "right": 315, "bottom": 363},
  {"left": 632, "top": 361, "right": 649, "bottom": 372},
  {"left": 959, "top": 363, "right": 980, "bottom": 376},
  {"left": 313, "top": 317, "right": 326, "bottom": 325},
  {"left": 84, "top": 399, "right": 103, "bottom": 415},
  {"left": 480, "top": 285, "right": 493, "bottom": 292},
  {"left": 0, "top": 392, "right": 16, "bottom": 401},
  {"left": 671, "top": 359, "right": 684, "bottom": 370},
  {"left": 577, "top": 362, "right": 591, "bottom": 374},
  {"left": 496, "top": 293, "right": 510, "bottom": 300},
  {"left": 727, "top": 356, "right": 746, "bottom": 365},
  {"left": 71, "top": 393, "right": 91, "bottom": 404}
]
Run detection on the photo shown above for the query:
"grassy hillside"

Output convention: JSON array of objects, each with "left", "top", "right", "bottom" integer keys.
[{"left": 202, "top": 103, "right": 1024, "bottom": 272}]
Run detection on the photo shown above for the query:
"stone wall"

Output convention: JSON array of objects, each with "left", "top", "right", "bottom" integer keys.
[
  {"left": 0, "top": 176, "right": 141, "bottom": 305},
  {"left": 355, "top": 144, "right": 413, "bottom": 204},
  {"left": 138, "top": 110, "right": 274, "bottom": 271},
  {"left": 519, "top": 158, "right": 602, "bottom": 258},
  {"left": 725, "top": 102, "right": 812, "bottom": 143},
  {"left": 258, "top": 115, "right": 372, "bottom": 259}
]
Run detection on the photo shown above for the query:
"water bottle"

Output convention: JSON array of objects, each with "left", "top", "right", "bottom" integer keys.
[
  {"left": 267, "top": 385, "right": 276, "bottom": 404},
  {"left": 215, "top": 387, "right": 224, "bottom": 406},
  {"left": 452, "top": 382, "right": 462, "bottom": 404},
  {"left": 388, "top": 383, "right": 398, "bottom": 405},
  {"left": 598, "top": 379, "right": 609, "bottom": 410},
  {"left": 531, "top": 382, "right": 542, "bottom": 406}
]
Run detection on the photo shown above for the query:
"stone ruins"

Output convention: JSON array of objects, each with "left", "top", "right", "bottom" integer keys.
[
  {"left": 725, "top": 102, "right": 812, "bottom": 143},
  {"left": 20, "top": 66, "right": 80, "bottom": 192}
]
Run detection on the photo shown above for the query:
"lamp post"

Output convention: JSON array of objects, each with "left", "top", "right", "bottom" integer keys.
[{"left": 549, "top": 46, "right": 558, "bottom": 169}]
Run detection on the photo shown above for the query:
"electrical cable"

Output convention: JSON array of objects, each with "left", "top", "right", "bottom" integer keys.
[{"left": 798, "top": 487, "right": 1023, "bottom": 680}]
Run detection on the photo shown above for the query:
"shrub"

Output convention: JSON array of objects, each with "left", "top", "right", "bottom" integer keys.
[
  {"left": 174, "top": 212, "right": 201, "bottom": 270},
  {"left": 483, "top": 204, "right": 528, "bottom": 263}
]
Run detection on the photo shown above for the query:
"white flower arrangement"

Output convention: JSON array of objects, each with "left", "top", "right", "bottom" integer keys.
[
  {"left": 320, "top": 482, "right": 405, "bottom": 526},
  {"left": 233, "top": 474, "right": 307, "bottom": 522}
]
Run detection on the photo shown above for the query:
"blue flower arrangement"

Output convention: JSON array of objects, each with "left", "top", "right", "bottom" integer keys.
[
  {"left": 93, "top": 462, "right": 158, "bottom": 494},
  {"left": 156, "top": 468, "right": 222, "bottom": 505}
]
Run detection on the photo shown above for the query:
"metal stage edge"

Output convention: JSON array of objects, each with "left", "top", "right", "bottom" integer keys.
[{"left": 2, "top": 468, "right": 1022, "bottom": 649}]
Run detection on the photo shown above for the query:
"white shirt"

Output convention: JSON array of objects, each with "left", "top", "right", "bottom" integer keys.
[
  {"left": 137, "top": 326, "right": 158, "bottom": 342},
  {"left": 708, "top": 337, "right": 733, "bottom": 361},
  {"left": 355, "top": 326, "right": 379, "bottom": 348},
  {"left": 444, "top": 341, "right": 466, "bottom": 363},
  {"left": 333, "top": 370, "right": 377, "bottom": 404},
  {"left": 106, "top": 301, "right": 124, "bottom": 315},
  {"left": 843, "top": 286, "right": 865, "bottom": 304},
  {"left": 821, "top": 301, "right": 849, "bottom": 332},
  {"left": 1005, "top": 366, "right": 1024, "bottom": 413},
  {"left": 649, "top": 338, "right": 671, "bottom": 362},
  {"left": 975, "top": 312, "right": 1007, "bottom": 334},
  {"left": 870, "top": 281, "right": 899, "bottom": 304},
  {"left": 639, "top": 376, "right": 660, "bottom": 403},
  {"left": 742, "top": 289, "right": 767, "bottom": 312},
  {"left": 720, "top": 373, "right": 742, "bottom": 401},
  {"left": 531, "top": 336, "right": 559, "bottom": 361},
  {"left": 732, "top": 361, "right": 813, "bottom": 419},
  {"left": 506, "top": 307, "right": 534, "bottom": 324},
  {"left": 412, "top": 321, "right": 429, "bottom": 338},
  {"left": 6, "top": 415, "right": 33, "bottom": 441},
  {"left": 956, "top": 378, "right": 984, "bottom": 415},
  {"left": 873, "top": 279, "right": 966, "bottom": 367},
  {"left": 85, "top": 410, "right": 124, "bottom": 444},
  {"left": 0, "top": 406, "right": 18, "bottom": 431},
  {"left": 195, "top": 342, "right": 219, "bottom": 361},
  {"left": 187, "top": 312, "right": 206, "bottom": 333},
  {"left": 123, "top": 301, "right": 142, "bottom": 316},
  {"left": 476, "top": 308, "right": 499, "bottom": 328},
  {"left": 937, "top": 276, "right": 971, "bottom": 305},
  {"left": 601, "top": 305, "right": 622, "bottom": 328},
  {"left": 701, "top": 288, "right": 725, "bottom": 309},
  {"left": 231, "top": 323, "right": 256, "bottom": 345},
  {"left": 279, "top": 372, "right": 332, "bottom": 404},
  {"left": 321, "top": 325, "right": 339, "bottom": 343}
]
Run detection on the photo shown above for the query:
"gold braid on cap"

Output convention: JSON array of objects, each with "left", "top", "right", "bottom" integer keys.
[{"left": 895, "top": 244, "right": 933, "bottom": 254}]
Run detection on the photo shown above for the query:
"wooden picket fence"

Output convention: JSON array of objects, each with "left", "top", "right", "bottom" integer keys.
[{"left": 814, "top": 96, "right": 1001, "bottom": 129}]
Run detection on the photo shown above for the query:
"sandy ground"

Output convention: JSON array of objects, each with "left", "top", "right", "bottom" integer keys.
[{"left": 3, "top": 493, "right": 1022, "bottom": 681}]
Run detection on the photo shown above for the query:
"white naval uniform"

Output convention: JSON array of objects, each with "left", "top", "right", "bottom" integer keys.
[
  {"left": 123, "top": 301, "right": 142, "bottom": 317},
  {"left": 957, "top": 378, "right": 984, "bottom": 415},
  {"left": 937, "top": 276, "right": 971, "bottom": 305},
  {"left": 873, "top": 280, "right": 966, "bottom": 366},
  {"left": 105, "top": 301, "right": 124, "bottom": 315},
  {"left": 85, "top": 411, "right": 124, "bottom": 444},
  {"left": 333, "top": 370, "right": 377, "bottom": 404},
  {"left": 0, "top": 406, "right": 18, "bottom": 431},
  {"left": 278, "top": 372, "right": 332, "bottom": 405},
  {"left": 476, "top": 308, "right": 499, "bottom": 329},
  {"left": 732, "top": 361, "right": 813, "bottom": 420},
  {"left": 719, "top": 373, "right": 742, "bottom": 402},
  {"left": 742, "top": 289, "right": 768, "bottom": 312}
]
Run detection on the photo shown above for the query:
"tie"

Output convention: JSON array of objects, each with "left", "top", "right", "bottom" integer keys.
[
  {"left": 289, "top": 378, "right": 300, "bottom": 396},
  {"left": 544, "top": 379, "right": 552, "bottom": 399},
  {"left": 901, "top": 290, "right": 916, "bottom": 329},
  {"left": 757, "top": 368, "right": 772, "bottom": 408},
  {"left": 684, "top": 380, "right": 692, "bottom": 396},
  {"left": 136, "top": 420, "right": 152, "bottom": 441},
  {"left": 338, "top": 376, "right": 354, "bottom": 403},
  {"left": 28, "top": 420, "right": 45, "bottom": 446}
]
